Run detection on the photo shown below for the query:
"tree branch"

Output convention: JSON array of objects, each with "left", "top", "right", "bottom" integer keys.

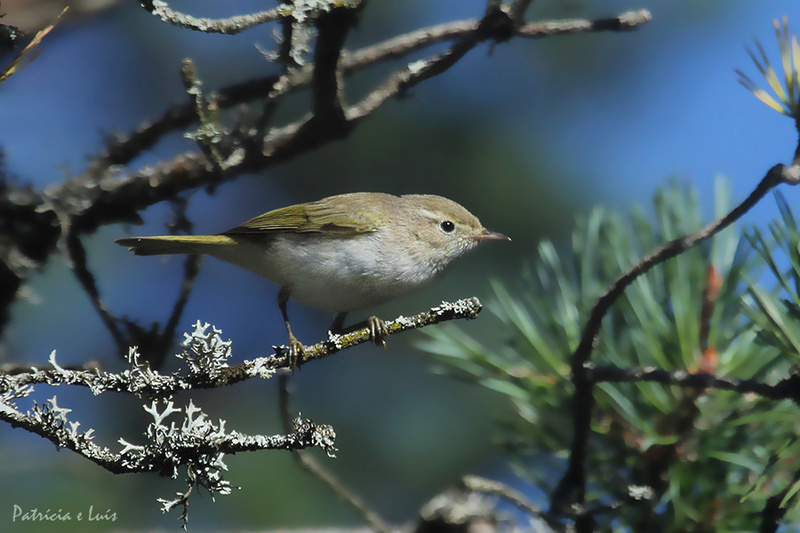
[
  {"left": 139, "top": 0, "right": 283, "bottom": 35},
  {"left": 60, "top": 6, "right": 653, "bottom": 224},
  {"left": 460, "top": 475, "right": 558, "bottom": 530},
  {"left": 0, "top": 298, "right": 483, "bottom": 397},
  {"left": 0, "top": 392, "right": 334, "bottom": 529},
  {"left": 551, "top": 163, "right": 792, "bottom": 517},
  {"left": 0, "top": 5, "right": 654, "bottom": 314},
  {"left": 516, "top": 9, "right": 652, "bottom": 37},
  {"left": 0, "top": 298, "right": 479, "bottom": 525},
  {"left": 588, "top": 364, "right": 800, "bottom": 402}
]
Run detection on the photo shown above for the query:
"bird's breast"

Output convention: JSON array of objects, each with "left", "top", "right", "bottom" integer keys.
[{"left": 249, "top": 232, "right": 439, "bottom": 312}]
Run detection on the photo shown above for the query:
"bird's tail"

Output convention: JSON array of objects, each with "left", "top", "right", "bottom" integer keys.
[{"left": 115, "top": 235, "right": 236, "bottom": 256}]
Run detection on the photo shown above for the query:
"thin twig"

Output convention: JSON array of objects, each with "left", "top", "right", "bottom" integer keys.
[
  {"left": 180, "top": 59, "right": 227, "bottom": 175},
  {"left": 460, "top": 475, "right": 562, "bottom": 531},
  {"left": 140, "top": 0, "right": 283, "bottom": 35},
  {"left": 516, "top": 9, "right": 652, "bottom": 38},
  {"left": 153, "top": 254, "right": 201, "bottom": 369},
  {"left": 64, "top": 227, "right": 127, "bottom": 350},
  {"left": 80, "top": 8, "right": 651, "bottom": 179},
  {"left": 279, "top": 374, "right": 394, "bottom": 533},
  {"left": 347, "top": 3, "right": 514, "bottom": 121}
]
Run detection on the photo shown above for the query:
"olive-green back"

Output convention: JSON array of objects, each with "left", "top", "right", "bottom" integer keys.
[{"left": 223, "top": 193, "right": 387, "bottom": 235}]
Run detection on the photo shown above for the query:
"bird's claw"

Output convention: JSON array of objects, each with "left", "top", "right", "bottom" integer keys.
[
  {"left": 287, "top": 334, "right": 305, "bottom": 373},
  {"left": 368, "top": 316, "right": 388, "bottom": 349}
]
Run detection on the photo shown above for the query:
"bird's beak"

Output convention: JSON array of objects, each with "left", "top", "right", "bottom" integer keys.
[{"left": 472, "top": 229, "right": 511, "bottom": 242}]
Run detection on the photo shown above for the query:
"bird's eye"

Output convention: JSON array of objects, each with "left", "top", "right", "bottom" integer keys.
[{"left": 440, "top": 220, "right": 455, "bottom": 233}]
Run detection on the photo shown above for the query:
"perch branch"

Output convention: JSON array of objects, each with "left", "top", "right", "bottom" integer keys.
[{"left": 0, "top": 298, "right": 483, "bottom": 397}]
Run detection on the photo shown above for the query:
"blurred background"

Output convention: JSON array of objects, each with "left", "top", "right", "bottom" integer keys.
[{"left": 0, "top": 0, "right": 798, "bottom": 530}]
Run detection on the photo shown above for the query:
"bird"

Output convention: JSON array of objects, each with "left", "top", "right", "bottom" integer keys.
[{"left": 116, "top": 192, "right": 510, "bottom": 368}]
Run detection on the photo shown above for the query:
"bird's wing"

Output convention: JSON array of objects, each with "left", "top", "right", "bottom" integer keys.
[{"left": 223, "top": 196, "right": 382, "bottom": 235}]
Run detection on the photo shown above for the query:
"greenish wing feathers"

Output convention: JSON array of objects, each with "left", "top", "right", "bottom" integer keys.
[{"left": 224, "top": 200, "right": 380, "bottom": 235}]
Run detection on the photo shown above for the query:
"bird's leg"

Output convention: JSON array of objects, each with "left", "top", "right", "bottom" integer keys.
[
  {"left": 329, "top": 312, "right": 387, "bottom": 348},
  {"left": 329, "top": 312, "right": 348, "bottom": 335},
  {"left": 278, "top": 287, "right": 304, "bottom": 371}
]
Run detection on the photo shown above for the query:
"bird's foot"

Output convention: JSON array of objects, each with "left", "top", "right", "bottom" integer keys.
[
  {"left": 286, "top": 334, "right": 305, "bottom": 373},
  {"left": 368, "top": 316, "right": 388, "bottom": 349}
]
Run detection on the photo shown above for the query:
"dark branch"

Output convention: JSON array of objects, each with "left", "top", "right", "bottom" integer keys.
[
  {"left": 588, "top": 364, "right": 800, "bottom": 402},
  {"left": 551, "top": 163, "right": 792, "bottom": 516}
]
